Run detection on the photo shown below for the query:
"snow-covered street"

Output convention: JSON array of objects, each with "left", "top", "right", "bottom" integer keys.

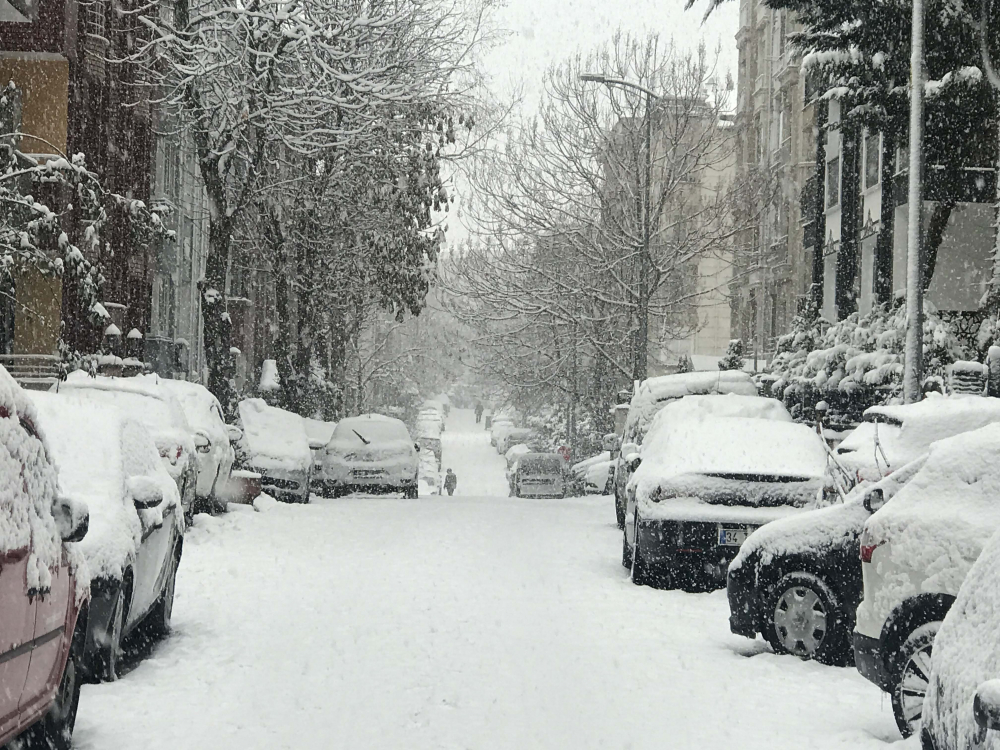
[{"left": 72, "top": 408, "right": 904, "bottom": 749}]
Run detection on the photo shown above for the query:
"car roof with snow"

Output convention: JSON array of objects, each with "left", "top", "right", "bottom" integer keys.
[
  {"left": 623, "top": 370, "right": 757, "bottom": 444},
  {"left": 57, "top": 371, "right": 193, "bottom": 436},
  {"left": 237, "top": 398, "right": 312, "bottom": 471},
  {"left": 30, "top": 390, "right": 180, "bottom": 578},
  {"left": 836, "top": 394, "right": 1000, "bottom": 473},
  {"left": 643, "top": 393, "right": 791, "bottom": 440},
  {"left": 156, "top": 378, "right": 224, "bottom": 431},
  {"left": 864, "top": 422, "right": 1000, "bottom": 591}
]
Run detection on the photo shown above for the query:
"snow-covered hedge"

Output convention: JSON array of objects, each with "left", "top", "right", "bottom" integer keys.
[{"left": 767, "top": 299, "right": 966, "bottom": 426}]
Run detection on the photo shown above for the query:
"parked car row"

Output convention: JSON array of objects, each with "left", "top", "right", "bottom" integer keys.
[{"left": 612, "top": 368, "right": 1000, "bottom": 745}]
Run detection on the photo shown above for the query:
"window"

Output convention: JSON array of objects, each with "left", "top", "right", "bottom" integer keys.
[
  {"left": 826, "top": 156, "right": 840, "bottom": 208},
  {"left": 0, "top": 83, "right": 22, "bottom": 149},
  {"left": 865, "top": 132, "right": 880, "bottom": 189},
  {"left": 778, "top": 12, "right": 787, "bottom": 55}
]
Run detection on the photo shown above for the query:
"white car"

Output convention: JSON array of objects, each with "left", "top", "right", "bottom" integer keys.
[
  {"left": 854, "top": 423, "right": 1000, "bottom": 738},
  {"left": 490, "top": 417, "right": 516, "bottom": 447},
  {"left": 571, "top": 451, "right": 614, "bottom": 496},
  {"left": 321, "top": 414, "right": 419, "bottom": 498},
  {"left": 625, "top": 398, "right": 827, "bottom": 591},
  {"left": 835, "top": 395, "right": 1000, "bottom": 481},
  {"left": 236, "top": 399, "right": 313, "bottom": 503},
  {"left": 921, "top": 522, "right": 1000, "bottom": 750},
  {"left": 612, "top": 371, "right": 759, "bottom": 528},
  {"left": 32, "top": 391, "right": 184, "bottom": 681},
  {"left": 497, "top": 427, "right": 533, "bottom": 455},
  {"left": 55, "top": 373, "right": 198, "bottom": 516},
  {"left": 159, "top": 378, "right": 239, "bottom": 512}
]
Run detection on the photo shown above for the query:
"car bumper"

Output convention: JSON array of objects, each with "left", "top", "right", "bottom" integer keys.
[
  {"left": 853, "top": 630, "right": 888, "bottom": 691},
  {"left": 259, "top": 472, "right": 309, "bottom": 503},
  {"left": 636, "top": 518, "right": 742, "bottom": 585},
  {"left": 726, "top": 562, "right": 760, "bottom": 638}
]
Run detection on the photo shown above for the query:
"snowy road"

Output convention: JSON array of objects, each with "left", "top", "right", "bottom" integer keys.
[{"left": 73, "top": 408, "right": 907, "bottom": 749}]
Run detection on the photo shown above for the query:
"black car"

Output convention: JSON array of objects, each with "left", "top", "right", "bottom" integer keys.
[{"left": 726, "top": 466, "right": 919, "bottom": 665}]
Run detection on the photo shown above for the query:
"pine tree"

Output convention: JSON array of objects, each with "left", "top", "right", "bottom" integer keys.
[{"left": 718, "top": 340, "right": 746, "bottom": 371}]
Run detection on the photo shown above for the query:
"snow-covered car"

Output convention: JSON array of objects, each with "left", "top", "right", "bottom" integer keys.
[
  {"left": 571, "top": 451, "right": 614, "bottom": 496},
  {"left": 920, "top": 523, "right": 1000, "bottom": 750},
  {"left": 612, "top": 371, "right": 759, "bottom": 529},
  {"left": 421, "top": 400, "right": 446, "bottom": 429},
  {"left": 835, "top": 395, "right": 1000, "bottom": 482},
  {"left": 625, "top": 411, "right": 827, "bottom": 591},
  {"left": 490, "top": 416, "right": 516, "bottom": 447},
  {"left": 0, "top": 367, "right": 90, "bottom": 750},
  {"left": 727, "top": 460, "right": 923, "bottom": 665},
  {"left": 418, "top": 450, "right": 441, "bottom": 495},
  {"left": 55, "top": 373, "right": 198, "bottom": 516},
  {"left": 853, "top": 423, "right": 1000, "bottom": 738},
  {"left": 321, "top": 414, "right": 419, "bottom": 498},
  {"left": 497, "top": 427, "right": 533, "bottom": 455},
  {"left": 236, "top": 399, "right": 313, "bottom": 503},
  {"left": 504, "top": 443, "right": 532, "bottom": 492},
  {"left": 511, "top": 452, "right": 566, "bottom": 498},
  {"left": 32, "top": 391, "right": 184, "bottom": 682},
  {"left": 304, "top": 417, "right": 337, "bottom": 496},
  {"left": 159, "top": 378, "right": 239, "bottom": 512}
]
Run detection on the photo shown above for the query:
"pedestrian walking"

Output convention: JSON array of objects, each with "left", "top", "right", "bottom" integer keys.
[
  {"left": 474, "top": 401, "right": 484, "bottom": 423},
  {"left": 444, "top": 468, "right": 457, "bottom": 496}
]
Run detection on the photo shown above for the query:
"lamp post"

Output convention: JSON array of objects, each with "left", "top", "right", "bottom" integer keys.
[
  {"left": 903, "top": 0, "right": 925, "bottom": 402},
  {"left": 581, "top": 72, "right": 659, "bottom": 383}
]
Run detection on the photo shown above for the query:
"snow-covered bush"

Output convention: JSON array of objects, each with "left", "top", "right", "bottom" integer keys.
[
  {"left": 769, "top": 299, "right": 967, "bottom": 426},
  {"left": 718, "top": 339, "right": 746, "bottom": 371}
]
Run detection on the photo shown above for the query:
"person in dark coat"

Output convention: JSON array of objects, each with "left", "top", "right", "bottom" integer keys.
[
  {"left": 474, "top": 402, "right": 484, "bottom": 423},
  {"left": 444, "top": 468, "right": 457, "bottom": 496}
]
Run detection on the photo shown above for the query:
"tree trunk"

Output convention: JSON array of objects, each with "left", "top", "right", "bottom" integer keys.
[
  {"left": 835, "top": 117, "right": 861, "bottom": 319},
  {"left": 811, "top": 100, "right": 829, "bottom": 311},
  {"left": 922, "top": 200, "right": 956, "bottom": 290},
  {"left": 201, "top": 212, "right": 237, "bottom": 417},
  {"left": 874, "top": 130, "right": 897, "bottom": 304}
]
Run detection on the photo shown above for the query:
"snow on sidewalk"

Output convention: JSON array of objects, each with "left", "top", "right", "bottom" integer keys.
[{"left": 72, "top": 409, "right": 906, "bottom": 750}]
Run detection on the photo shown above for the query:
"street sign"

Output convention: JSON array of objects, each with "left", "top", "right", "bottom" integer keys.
[{"left": 557, "top": 446, "right": 571, "bottom": 462}]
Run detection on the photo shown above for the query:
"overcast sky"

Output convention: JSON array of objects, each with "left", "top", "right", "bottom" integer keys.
[{"left": 441, "top": 0, "right": 740, "bottom": 246}]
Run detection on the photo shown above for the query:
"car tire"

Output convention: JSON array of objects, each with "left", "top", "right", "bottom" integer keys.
[
  {"left": 763, "top": 572, "right": 849, "bottom": 665},
  {"left": 145, "top": 547, "right": 180, "bottom": 640},
  {"left": 22, "top": 616, "right": 85, "bottom": 750},
  {"left": 622, "top": 528, "right": 632, "bottom": 569},
  {"left": 631, "top": 514, "right": 653, "bottom": 586},
  {"left": 891, "top": 621, "right": 941, "bottom": 738},
  {"left": 404, "top": 485, "right": 418, "bottom": 500},
  {"left": 97, "top": 581, "right": 128, "bottom": 682},
  {"left": 615, "top": 491, "right": 625, "bottom": 530}
]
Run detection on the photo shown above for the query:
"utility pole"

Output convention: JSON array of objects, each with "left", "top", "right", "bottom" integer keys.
[{"left": 903, "top": 0, "right": 925, "bottom": 403}]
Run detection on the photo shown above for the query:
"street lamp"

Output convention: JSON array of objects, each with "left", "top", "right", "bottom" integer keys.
[{"left": 580, "top": 72, "right": 659, "bottom": 383}]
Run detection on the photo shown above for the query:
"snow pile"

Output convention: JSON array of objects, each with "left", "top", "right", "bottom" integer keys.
[
  {"left": 863, "top": 423, "right": 1000, "bottom": 619},
  {"left": 237, "top": 399, "right": 312, "bottom": 473},
  {"left": 836, "top": 395, "right": 1000, "bottom": 476},
  {"left": 924, "top": 523, "right": 1000, "bottom": 750},
  {"left": 622, "top": 371, "right": 757, "bottom": 445},
  {"left": 0, "top": 367, "right": 72, "bottom": 593},
  {"left": 259, "top": 359, "right": 281, "bottom": 392},
  {"left": 505, "top": 443, "right": 532, "bottom": 468},
  {"left": 31, "top": 391, "right": 180, "bottom": 580}
]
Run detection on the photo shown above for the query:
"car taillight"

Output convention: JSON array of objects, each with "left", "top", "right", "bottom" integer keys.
[
  {"left": 176, "top": 445, "right": 183, "bottom": 460},
  {"left": 860, "top": 540, "right": 885, "bottom": 563}
]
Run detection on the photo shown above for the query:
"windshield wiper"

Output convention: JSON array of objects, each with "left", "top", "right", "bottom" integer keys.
[{"left": 352, "top": 429, "right": 371, "bottom": 445}]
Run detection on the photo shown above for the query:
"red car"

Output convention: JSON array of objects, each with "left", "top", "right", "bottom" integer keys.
[{"left": 0, "top": 366, "right": 90, "bottom": 750}]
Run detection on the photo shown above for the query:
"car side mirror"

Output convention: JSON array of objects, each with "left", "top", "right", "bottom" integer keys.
[
  {"left": 626, "top": 453, "right": 642, "bottom": 473},
  {"left": 974, "top": 680, "right": 1000, "bottom": 732},
  {"left": 127, "top": 476, "right": 165, "bottom": 510},
  {"left": 863, "top": 488, "right": 885, "bottom": 513},
  {"left": 53, "top": 495, "right": 89, "bottom": 543},
  {"left": 226, "top": 424, "right": 244, "bottom": 444},
  {"left": 194, "top": 430, "right": 212, "bottom": 454}
]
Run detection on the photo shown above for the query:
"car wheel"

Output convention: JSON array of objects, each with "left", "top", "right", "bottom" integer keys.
[
  {"left": 615, "top": 492, "right": 625, "bottom": 530},
  {"left": 22, "top": 618, "right": 85, "bottom": 750},
  {"left": 405, "top": 485, "right": 418, "bottom": 499},
  {"left": 764, "top": 573, "right": 848, "bottom": 665},
  {"left": 891, "top": 621, "right": 940, "bottom": 738},
  {"left": 146, "top": 548, "right": 179, "bottom": 639},
  {"left": 99, "top": 583, "right": 127, "bottom": 682},
  {"left": 622, "top": 527, "right": 632, "bottom": 569},
  {"left": 631, "top": 514, "right": 653, "bottom": 586}
]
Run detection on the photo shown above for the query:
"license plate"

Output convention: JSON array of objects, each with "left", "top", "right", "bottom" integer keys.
[
  {"left": 717, "top": 526, "right": 753, "bottom": 547},
  {"left": 353, "top": 469, "right": 384, "bottom": 478}
]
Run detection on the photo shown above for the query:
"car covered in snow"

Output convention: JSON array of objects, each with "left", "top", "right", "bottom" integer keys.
[
  {"left": 158, "top": 378, "right": 239, "bottom": 513},
  {"left": 625, "top": 402, "right": 827, "bottom": 591},
  {"left": 55, "top": 373, "right": 198, "bottom": 516},
  {"left": 497, "top": 427, "right": 534, "bottom": 455},
  {"left": 490, "top": 415, "right": 516, "bottom": 447},
  {"left": 853, "top": 423, "right": 1000, "bottom": 738},
  {"left": 304, "top": 417, "right": 337, "bottom": 496},
  {"left": 236, "top": 399, "right": 313, "bottom": 503},
  {"left": 612, "top": 371, "right": 759, "bottom": 529},
  {"left": 321, "top": 414, "right": 419, "bottom": 498},
  {"left": 727, "top": 460, "right": 923, "bottom": 665},
  {"left": 0, "top": 367, "right": 90, "bottom": 750},
  {"left": 835, "top": 395, "right": 1000, "bottom": 482},
  {"left": 418, "top": 449, "right": 441, "bottom": 495},
  {"left": 511, "top": 452, "right": 566, "bottom": 498},
  {"left": 570, "top": 451, "right": 614, "bottom": 496},
  {"left": 31, "top": 391, "right": 184, "bottom": 683}
]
